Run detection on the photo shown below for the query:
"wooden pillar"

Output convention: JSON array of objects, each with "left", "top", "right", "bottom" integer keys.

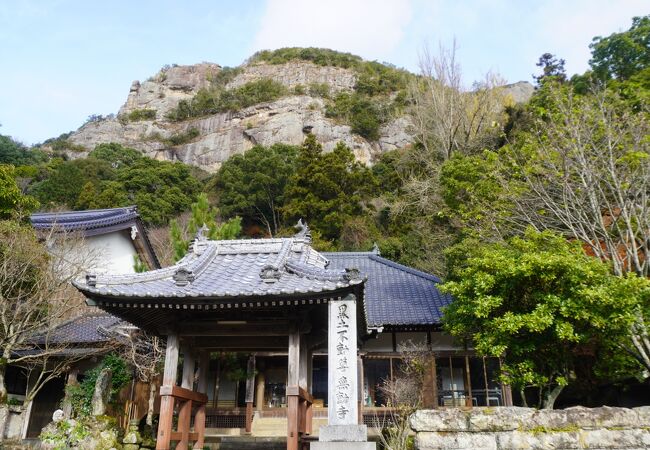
[
  {"left": 245, "top": 355, "right": 255, "bottom": 433},
  {"left": 193, "top": 351, "right": 209, "bottom": 449},
  {"left": 176, "top": 345, "right": 195, "bottom": 450},
  {"left": 431, "top": 356, "right": 438, "bottom": 408},
  {"left": 287, "top": 329, "right": 300, "bottom": 450},
  {"left": 464, "top": 355, "right": 473, "bottom": 407},
  {"left": 156, "top": 333, "right": 179, "bottom": 450},
  {"left": 255, "top": 367, "right": 266, "bottom": 411},
  {"left": 305, "top": 349, "right": 313, "bottom": 435}
]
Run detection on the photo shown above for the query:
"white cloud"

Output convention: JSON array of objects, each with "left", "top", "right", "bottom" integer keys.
[{"left": 252, "top": 0, "right": 413, "bottom": 61}]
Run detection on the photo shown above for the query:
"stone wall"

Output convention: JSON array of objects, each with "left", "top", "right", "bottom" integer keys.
[{"left": 410, "top": 407, "right": 650, "bottom": 449}]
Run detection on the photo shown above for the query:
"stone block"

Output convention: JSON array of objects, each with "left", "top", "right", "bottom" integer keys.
[
  {"left": 467, "top": 407, "right": 534, "bottom": 432},
  {"left": 319, "top": 424, "right": 368, "bottom": 442},
  {"left": 415, "top": 432, "right": 497, "bottom": 450},
  {"left": 410, "top": 409, "right": 471, "bottom": 432},
  {"left": 311, "top": 443, "right": 376, "bottom": 450}
]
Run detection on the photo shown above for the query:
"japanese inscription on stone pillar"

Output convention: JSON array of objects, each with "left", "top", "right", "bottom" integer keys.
[{"left": 328, "top": 294, "right": 358, "bottom": 425}]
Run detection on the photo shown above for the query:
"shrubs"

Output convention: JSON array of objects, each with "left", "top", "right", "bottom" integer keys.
[
  {"left": 167, "top": 79, "right": 288, "bottom": 120},
  {"left": 249, "top": 47, "right": 363, "bottom": 68},
  {"left": 129, "top": 108, "right": 157, "bottom": 121},
  {"left": 326, "top": 92, "right": 386, "bottom": 141},
  {"left": 65, "top": 354, "right": 131, "bottom": 417},
  {"left": 164, "top": 127, "right": 200, "bottom": 146}
]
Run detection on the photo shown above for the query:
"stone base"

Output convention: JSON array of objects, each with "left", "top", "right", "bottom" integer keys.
[
  {"left": 319, "top": 424, "right": 368, "bottom": 442},
  {"left": 311, "top": 443, "right": 376, "bottom": 450}
]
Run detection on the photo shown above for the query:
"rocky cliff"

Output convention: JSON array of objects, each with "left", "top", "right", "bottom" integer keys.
[{"left": 62, "top": 58, "right": 533, "bottom": 172}]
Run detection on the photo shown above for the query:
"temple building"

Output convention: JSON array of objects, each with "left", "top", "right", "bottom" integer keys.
[{"left": 72, "top": 220, "right": 511, "bottom": 450}]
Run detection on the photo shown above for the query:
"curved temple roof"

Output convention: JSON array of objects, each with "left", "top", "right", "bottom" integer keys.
[
  {"left": 73, "top": 229, "right": 365, "bottom": 301},
  {"left": 31, "top": 206, "right": 140, "bottom": 236}
]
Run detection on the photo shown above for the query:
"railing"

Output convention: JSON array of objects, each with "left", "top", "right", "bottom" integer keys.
[
  {"left": 437, "top": 389, "right": 503, "bottom": 407},
  {"left": 159, "top": 385, "right": 208, "bottom": 448}
]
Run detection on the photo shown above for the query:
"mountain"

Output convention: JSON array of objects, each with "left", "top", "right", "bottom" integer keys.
[{"left": 54, "top": 49, "right": 533, "bottom": 172}]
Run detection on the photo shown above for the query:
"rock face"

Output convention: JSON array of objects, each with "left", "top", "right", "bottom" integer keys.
[
  {"left": 119, "top": 63, "right": 221, "bottom": 118},
  {"left": 61, "top": 60, "right": 412, "bottom": 171},
  {"left": 61, "top": 60, "right": 534, "bottom": 173},
  {"left": 410, "top": 406, "right": 650, "bottom": 450},
  {"left": 227, "top": 61, "right": 357, "bottom": 93}
]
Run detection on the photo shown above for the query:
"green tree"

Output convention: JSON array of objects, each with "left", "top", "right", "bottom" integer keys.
[
  {"left": 0, "top": 165, "right": 38, "bottom": 219},
  {"left": 534, "top": 53, "right": 567, "bottom": 85},
  {"left": 214, "top": 144, "right": 298, "bottom": 235},
  {"left": 32, "top": 159, "right": 115, "bottom": 209},
  {"left": 442, "top": 229, "right": 650, "bottom": 409},
  {"left": 0, "top": 134, "right": 46, "bottom": 166},
  {"left": 170, "top": 193, "right": 241, "bottom": 262},
  {"left": 88, "top": 143, "right": 143, "bottom": 169},
  {"left": 283, "top": 135, "right": 371, "bottom": 241},
  {"left": 117, "top": 158, "right": 202, "bottom": 225},
  {"left": 590, "top": 15, "right": 650, "bottom": 80}
]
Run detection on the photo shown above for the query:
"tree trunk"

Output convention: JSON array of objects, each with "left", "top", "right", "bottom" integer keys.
[
  {"left": 0, "top": 360, "right": 7, "bottom": 406},
  {"left": 519, "top": 388, "right": 528, "bottom": 407},
  {"left": 146, "top": 382, "right": 156, "bottom": 427},
  {"left": 0, "top": 404, "right": 7, "bottom": 442},
  {"left": 542, "top": 384, "right": 564, "bottom": 409}
]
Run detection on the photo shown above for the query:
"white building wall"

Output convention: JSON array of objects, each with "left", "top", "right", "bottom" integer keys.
[{"left": 85, "top": 231, "right": 138, "bottom": 274}]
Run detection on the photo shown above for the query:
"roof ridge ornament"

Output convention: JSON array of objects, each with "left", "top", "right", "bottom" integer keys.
[
  {"left": 344, "top": 267, "right": 362, "bottom": 282},
  {"left": 196, "top": 224, "right": 209, "bottom": 241},
  {"left": 173, "top": 267, "right": 195, "bottom": 286},
  {"left": 294, "top": 219, "right": 312, "bottom": 243},
  {"left": 372, "top": 242, "right": 380, "bottom": 256},
  {"left": 260, "top": 265, "right": 282, "bottom": 283}
]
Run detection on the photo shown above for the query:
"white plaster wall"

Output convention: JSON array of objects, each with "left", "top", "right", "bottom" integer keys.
[
  {"left": 430, "top": 332, "right": 465, "bottom": 351},
  {"left": 361, "top": 333, "right": 393, "bottom": 352},
  {"left": 396, "top": 332, "right": 428, "bottom": 349},
  {"left": 85, "top": 231, "right": 137, "bottom": 274}
]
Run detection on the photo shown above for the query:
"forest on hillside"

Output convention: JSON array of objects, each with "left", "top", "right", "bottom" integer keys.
[{"left": 1, "top": 15, "right": 650, "bottom": 410}]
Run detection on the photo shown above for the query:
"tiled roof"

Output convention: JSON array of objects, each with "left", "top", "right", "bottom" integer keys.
[
  {"left": 31, "top": 206, "right": 139, "bottom": 236},
  {"left": 74, "top": 232, "right": 365, "bottom": 300},
  {"left": 42, "top": 313, "right": 124, "bottom": 344},
  {"left": 323, "top": 251, "right": 452, "bottom": 328}
]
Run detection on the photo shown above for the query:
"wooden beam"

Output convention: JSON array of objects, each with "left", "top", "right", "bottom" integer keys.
[
  {"left": 156, "top": 333, "right": 179, "bottom": 450},
  {"left": 192, "top": 336, "right": 289, "bottom": 350},
  {"left": 159, "top": 385, "right": 208, "bottom": 404},
  {"left": 179, "top": 322, "right": 291, "bottom": 336}
]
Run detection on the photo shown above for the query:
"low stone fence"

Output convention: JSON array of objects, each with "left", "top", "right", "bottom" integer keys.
[{"left": 410, "top": 406, "right": 650, "bottom": 449}]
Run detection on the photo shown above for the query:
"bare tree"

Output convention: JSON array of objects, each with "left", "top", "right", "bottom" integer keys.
[
  {"left": 113, "top": 327, "right": 164, "bottom": 427},
  {"left": 376, "top": 341, "right": 431, "bottom": 450},
  {"left": 501, "top": 84, "right": 650, "bottom": 372},
  {"left": 408, "top": 41, "right": 507, "bottom": 163},
  {"left": 0, "top": 222, "right": 103, "bottom": 439}
]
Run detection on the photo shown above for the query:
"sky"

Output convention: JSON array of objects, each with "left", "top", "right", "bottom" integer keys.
[{"left": 0, "top": 0, "right": 647, "bottom": 145}]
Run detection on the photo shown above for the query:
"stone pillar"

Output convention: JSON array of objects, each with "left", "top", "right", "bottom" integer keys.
[{"left": 314, "top": 293, "right": 375, "bottom": 449}]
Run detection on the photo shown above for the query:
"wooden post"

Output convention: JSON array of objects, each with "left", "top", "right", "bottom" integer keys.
[
  {"left": 431, "top": 357, "right": 438, "bottom": 408},
  {"left": 287, "top": 329, "right": 300, "bottom": 450},
  {"left": 306, "top": 350, "right": 313, "bottom": 435},
  {"left": 464, "top": 355, "right": 473, "bottom": 407},
  {"left": 176, "top": 345, "right": 195, "bottom": 450},
  {"left": 245, "top": 355, "right": 255, "bottom": 433},
  {"left": 156, "top": 333, "right": 179, "bottom": 450},
  {"left": 255, "top": 368, "right": 266, "bottom": 411},
  {"left": 193, "top": 351, "right": 209, "bottom": 449}
]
